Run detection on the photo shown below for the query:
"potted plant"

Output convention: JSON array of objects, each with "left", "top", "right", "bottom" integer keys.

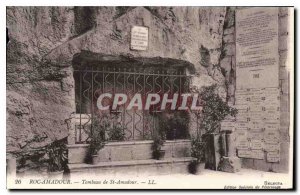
[
  {"left": 188, "top": 135, "right": 206, "bottom": 174},
  {"left": 107, "top": 124, "right": 125, "bottom": 141},
  {"left": 194, "top": 85, "right": 238, "bottom": 170},
  {"left": 46, "top": 139, "right": 68, "bottom": 178},
  {"left": 151, "top": 115, "right": 167, "bottom": 160},
  {"left": 165, "top": 111, "right": 190, "bottom": 140},
  {"left": 85, "top": 118, "right": 106, "bottom": 164},
  {"left": 152, "top": 134, "right": 165, "bottom": 160}
]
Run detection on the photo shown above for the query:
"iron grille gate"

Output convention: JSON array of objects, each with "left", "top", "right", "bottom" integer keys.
[{"left": 73, "top": 65, "right": 198, "bottom": 144}]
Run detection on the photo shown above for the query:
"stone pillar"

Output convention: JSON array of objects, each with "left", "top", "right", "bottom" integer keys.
[
  {"left": 226, "top": 132, "right": 235, "bottom": 157},
  {"left": 67, "top": 112, "right": 76, "bottom": 145},
  {"left": 204, "top": 133, "right": 221, "bottom": 170},
  {"left": 6, "top": 154, "right": 16, "bottom": 186},
  {"left": 218, "top": 129, "right": 241, "bottom": 173},
  {"left": 221, "top": 132, "right": 227, "bottom": 156}
]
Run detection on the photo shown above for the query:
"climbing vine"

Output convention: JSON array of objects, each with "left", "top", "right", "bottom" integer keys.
[{"left": 199, "top": 84, "right": 237, "bottom": 135}]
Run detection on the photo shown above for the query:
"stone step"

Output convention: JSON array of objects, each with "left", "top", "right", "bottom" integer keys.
[
  {"left": 68, "top": 139, "right": 192, "bottom": 164},
  {"left": 68, "top": 157, "right": 196, "bottom": 176}
]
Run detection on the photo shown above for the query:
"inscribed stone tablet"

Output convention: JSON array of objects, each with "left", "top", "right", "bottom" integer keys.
[
  {"left": 131, "top": 26, "right": 149, "bottom": 51},
  {"left": 264, "top": 130, "right": 280, "bottom": 144},
  {"left": 267, "top": 151, "right": 280, "bottom": 162},
  {"left": 264, "top": 143, "right": 281, "bottom": 152},
  {"left": 250, "top": 149, "right": 265, "bottom": 159},
  {"left": 250, "top": 140, "right": 264, "bottom": 150},
  {"left": 221, "top": 120, "right": 236, "bottom": 131},
  {"left": 238, "top": 149, "right": 252, "bottom": 158},
  {"left": 236, "top": 8, "right": 279, "bottom": 89},
  {"left": 236, "top": 139, "right": 250, "bottom": 150}
]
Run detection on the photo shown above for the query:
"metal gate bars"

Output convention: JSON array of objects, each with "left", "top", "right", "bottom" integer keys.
[{"left": 73, "top": 65, "right": 195, "bottom": 144}]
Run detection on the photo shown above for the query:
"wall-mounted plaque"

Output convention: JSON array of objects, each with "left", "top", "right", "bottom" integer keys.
[
  {"left": 250, "top": 96, "right": 262, "bottom": 103},
  {"left": 265, "top": 123, "right": 280, "bottom": 131},
  {"left": 221, "top": 120, "right": 236, "bottom": 131},
  {"left": 264, "top": 114, "right": 280, "bottom": 121},
  {"left": 236, "top": 139, "right": 250, "bottom": 150},
  {"left": 235, "top": 98, "right": 249, "bottom": 105},
  {"left": 248, "top": 122, "right": 263, "bottom": 130},
  {"left": 267, "top": 151, "right": 280, "bottom": 162},
  {"left": 236, "top": 122, "right": 248, "bottom": 129},
  {"left": 249, "top": 112, "right": 264, "bottom": 121},
  {"left": 249, "top": 104, "right": 263, "bottom": 112},
  {"left": 238, "top": 149, "right": 252, "bottom": 158},
  {"left": 238, "top": 149, "right": 265, "bottom": 159},
  {"left": 264, "top": 130, "right": 280, "bottom": 143},
  {"left": 264, "top": 101, "right": 280, "bottom": 108},
  {"left": 236, "top": 112, "right": 249, "bottom": 120},
  {"left": 235, "top": 130, "right": 247, "bottom": 140},
  {"left": 250, "top": 140, "right": 264, "bottom": 150},
  {"left": 248, "top": 131, "right": 263, "bottom": 140},
  {"left": 264, "top": 143, "right": 281, "bottom": 152},
  {"left": 131, "top": 26, "right": 149, "bottom": 51},
  {"left": 234, "top": 104, "right": 249, "bottom": 110},
  {"left": 250, "top": 149, "right": 264, "bottom": 159},
  {"left": 236, "top": 8, "right": 279, "bottom": 89},
  {"left": 264, "top": 87, "right": 280, "bottom": 94}
]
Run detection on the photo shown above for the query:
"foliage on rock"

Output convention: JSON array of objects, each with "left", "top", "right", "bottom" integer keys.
[
  {"left": 107, "top": 124, "right": 126, "bottom": 141},
  {"left": 151, "top": 115, "right": 167, "bottom": 160},
  {"left": 191, "top": 135, "right": 206, "bottom": 163},
  {"left": 85, "top": 115, "right": 126, "bottom": 164},
  {"left": 199, "top": 84, "right": 237, "bottom": 134},
  {"left": 14, "top": 137, "right": 68, "bottom": 173},
  {"left": 85, "top": 117, "right": 106, "bottom": 156},
  {"left": 151, "top": 134, "right": 165, "bottom": 160},
  {"left": 190, "top": 84, "right": 237, "bottom": 167},
  {"left": 46, "top": 139, "right": 68, "bottom": 172}
]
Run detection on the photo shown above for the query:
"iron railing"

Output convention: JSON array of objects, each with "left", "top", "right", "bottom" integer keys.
[{"left": 73, "top": 65, "right": 200, "bottom": 144}]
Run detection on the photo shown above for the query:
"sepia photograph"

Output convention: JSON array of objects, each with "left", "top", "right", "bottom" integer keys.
[{"left": 6, "top": 5, "right": 294, "bottom": 189}]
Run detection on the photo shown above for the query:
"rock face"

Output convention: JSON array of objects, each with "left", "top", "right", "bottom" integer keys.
[
  {"left": 5, "top": 8, "right": 239, "bottom": 176},
  {"left": 7, "top": 7, "right": 76, "bottom": 152},
  {"left": 7, "top": 6, "right": 292, "bottom": 175},
  {"left": 7, "top": 7, "right": 230, "bottom": 153}
]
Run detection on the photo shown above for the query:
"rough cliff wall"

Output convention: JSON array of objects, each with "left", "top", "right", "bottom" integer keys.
[
  {"left": 7, "top": 7, "right": 230, "bottom": 153},
  {"left": 7, "top": 6, "right": 291, "bottom": 174}
]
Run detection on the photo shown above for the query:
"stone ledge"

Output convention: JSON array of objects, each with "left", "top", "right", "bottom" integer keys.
[
  {"left": 67, "top": 139, "right": 191, "bottom": 148},
  {"left": 69, "top": 157, "right": 196, "bottom": 171},
  {"left": 72, "top": 50, "right": 196, "bottom": 74},
  {"left": 68, "top": 139, "right": 192, "bottom": 163}
]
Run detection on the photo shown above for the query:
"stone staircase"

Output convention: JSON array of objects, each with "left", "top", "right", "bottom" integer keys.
[{"left": 68, "top": 140, "right": 196, "bottom": 176}]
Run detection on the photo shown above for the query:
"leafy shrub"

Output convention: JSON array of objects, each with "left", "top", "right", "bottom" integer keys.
[
  {"left": 46, "top": 140, "right": 68, "bottom": 172},
  {"left": 85, "top": 118, "right": 106, "bottom": 156},
  {"left": 107, "top": 125, "right": 125, "bottom": 141},
  {"left": 199, "top": 84, "right": 238, "bottom": 134},
  {"left": 188, "top": 84, "right": 238, "bottom": 172},
  {"left": 151, "top": 134, "right": 165, "bottom": 160},
  {"left": 151, "top": 115, "right": 168, "bottom": 160},
  {"left": 165, "top": 111, "right": 190, "bottom": 140},
  {"left": 191, "top": 135, "right": 206, "bottom": 163}
]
